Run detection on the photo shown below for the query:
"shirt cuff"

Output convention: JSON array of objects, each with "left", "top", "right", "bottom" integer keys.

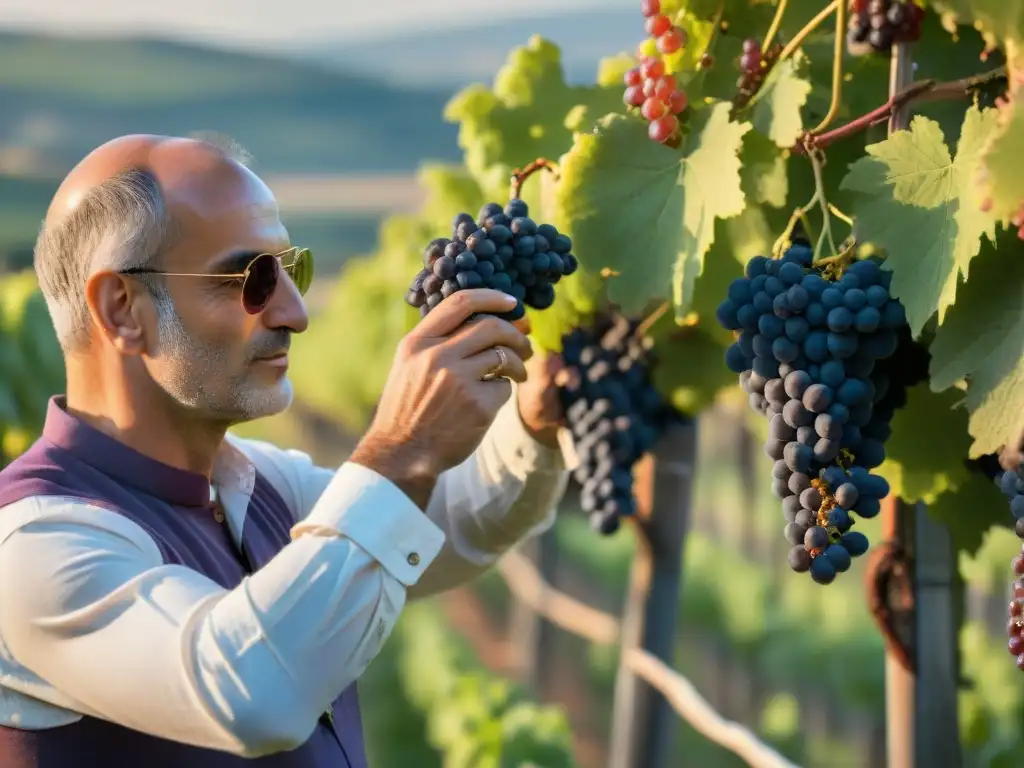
[
  {"left": 290, "top": 462, "right": 445, "bottom": 587},
  {"left": 489, "top": 385, "right": 569, "bottom": 481}
]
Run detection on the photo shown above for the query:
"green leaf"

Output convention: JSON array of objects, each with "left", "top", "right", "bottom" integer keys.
[
  {"left": 748, "top": 51, "right": 812, "bottom": 149},
  {"left": 840, "top": 106, "right": 1000, "bottom": 335},
  {"left": 675, "top": 103, "right": 752, "bottom": 315},
  {"left": 928, "top": 237, "right": 1024, "bottom": 457},
  {"left": 876, "top": 384, "right": 972, "bottom": 504},
  {"left": 554, "top": 114, "right": 682, "bottom": 313},
  {"left": 927, "top": 469, "right": 1009, "bottom": 555},
  {"left": 526, "top": 288, "right": 582, "bottom": 354},
  {"left": 740, "top": 131, "right": 789, "bottom": 208},
  {"left": 649, "top": 310, "right": 736, "bottom": 416},
  {"left": 555, "top": 103, "right": 749, "bottom": 316},
  {"left": 416, "top": 164, "right": 487, "bottom": 235},
  {"left": 931, "top": 0, "right": 1024, "bottom": 57},
  {"left": 979, "top": 88, "right": 1024, "bottom": 227},
  {"left": 444, "top": 36, "right": 625, "bottom": 200}
]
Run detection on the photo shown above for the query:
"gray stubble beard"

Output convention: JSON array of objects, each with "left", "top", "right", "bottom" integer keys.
[{"left": 150, "top": 296, "right": 293, "bottom": 424}]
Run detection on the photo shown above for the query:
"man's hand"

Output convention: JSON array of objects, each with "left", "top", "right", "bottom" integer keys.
[
  {"left": 516, "top": 350, "right": 568, "bottom": 449},
  {"left": 350, "top": 289, "right": 533, "bottom": 508}
]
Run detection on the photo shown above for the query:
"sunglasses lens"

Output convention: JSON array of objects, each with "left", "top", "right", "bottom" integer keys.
[
  {"left": 242, "top": 253, "right": 279, "bottom": 314},
  {"left": 289, "top": 249, "right": 314, "bottom": 295}
]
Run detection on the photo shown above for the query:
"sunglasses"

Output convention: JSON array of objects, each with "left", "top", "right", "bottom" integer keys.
[{"left": 121, "top": 247, "right": 314, "bottom": 315}]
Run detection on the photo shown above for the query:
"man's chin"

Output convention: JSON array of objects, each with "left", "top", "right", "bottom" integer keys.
[{"left": 229, "top": 378, "right": 295, "bottom": 425}]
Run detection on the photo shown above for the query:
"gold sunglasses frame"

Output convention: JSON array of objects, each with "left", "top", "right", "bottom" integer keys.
[{"left": 119, "top": 247, "right": 315, "bottom": 312}]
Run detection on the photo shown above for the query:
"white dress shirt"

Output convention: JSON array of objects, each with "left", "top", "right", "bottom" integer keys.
[{"left": 0, "top": 395, "right": 568, "bottom": 757}]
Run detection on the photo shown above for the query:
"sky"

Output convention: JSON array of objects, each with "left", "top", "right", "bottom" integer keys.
[{"left": 1, "top": 0, "right": 618, "bottom": 47}]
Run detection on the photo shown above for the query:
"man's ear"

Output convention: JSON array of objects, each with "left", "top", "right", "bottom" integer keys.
[{"left": 84, "top": 271, "right": 151, "bottom": 355}]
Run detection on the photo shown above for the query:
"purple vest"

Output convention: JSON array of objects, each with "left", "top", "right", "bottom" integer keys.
[{"left": 0, "top": 397, "right": 367, "bottom": 768}]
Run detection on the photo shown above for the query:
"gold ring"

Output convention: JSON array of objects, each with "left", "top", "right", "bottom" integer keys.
[{"left": 482, "top": 346, "right": 507, "bottom": 381}]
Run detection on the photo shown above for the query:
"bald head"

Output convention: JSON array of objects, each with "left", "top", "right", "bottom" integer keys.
[{"left": 35, "top": 133, "right": 264, "bottom": 353}]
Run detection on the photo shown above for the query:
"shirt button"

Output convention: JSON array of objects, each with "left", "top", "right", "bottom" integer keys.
[{"left": 407, "top": 552, "right": 420, "bottom": 566}]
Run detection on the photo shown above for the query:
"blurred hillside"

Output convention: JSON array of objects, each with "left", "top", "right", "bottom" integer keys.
[
  {"left": 305, "top": 8, "right": 638, "bottom": 88},
  {"left": 0, "top": 32, "right": 459, "bottom": 174},
  {"left": 0, "top": 32, "right": 458, "bottom": 273}
]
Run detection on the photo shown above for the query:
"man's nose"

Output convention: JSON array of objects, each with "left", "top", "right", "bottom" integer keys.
[{"left": 262, "top": 268, "right": 309, "bottom": 334}]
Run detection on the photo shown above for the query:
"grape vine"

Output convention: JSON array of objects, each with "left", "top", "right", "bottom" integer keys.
[
  {"left": 717, "top": 242, "right": 909, "bottom": 583},
  {"left": 558, "top": 312, "right": 679, "bottom": 534},
  {"left": 405, "top": 162, "right": 578, "bottom": 322}
]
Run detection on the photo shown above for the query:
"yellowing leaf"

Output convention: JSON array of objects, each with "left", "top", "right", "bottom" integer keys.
[
  {"left": 554, "top": 103, "right": 749, "bottom": 317},
  {"left": 676, "top": 103, "right": 752, "bottom": 315},
  {"left": 979, "top": 87, "right": 1024, "bottom": 227},
  {"left": 748, "top": 51, "right": 812, "bottom": 149},
  {"left": 840, "top": 106, "right": 1000, "bottom": 335},
  {"left": 931, "top": 0, "right": 1024, "bottom": 59},
  {"left": 929, "top": 238, "right": 1024, "bottom": 457}
]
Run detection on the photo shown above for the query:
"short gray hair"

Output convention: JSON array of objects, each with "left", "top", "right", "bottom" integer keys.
[
  {"left": 34, "top": 168, "right": 177, "bottom": 354},
  {"left": 34, "top": 134, "right": 252, "bottom": 355}
]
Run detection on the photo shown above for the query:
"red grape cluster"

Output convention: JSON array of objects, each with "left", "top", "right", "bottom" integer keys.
[
  {"left": 1001, "top": 461, "right": 1024, "bottom": 669},
  {"left": 1008, "top": 546, "right": 1024, "bottom": 671},
  {"left": 846, "top": 0, "right": 924, "bottom": 55},
  {"left": 733, "top": 38, "right": 783, "bottom": 111},
  {"left": 623, "top": 0, "right": 690, "bottom": 145}
]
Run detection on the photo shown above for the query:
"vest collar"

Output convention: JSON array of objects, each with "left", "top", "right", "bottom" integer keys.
[{"left": 41, "top": 396, "right": 230, "bottom": 507}]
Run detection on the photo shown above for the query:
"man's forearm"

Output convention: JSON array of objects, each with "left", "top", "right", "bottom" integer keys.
[
  {"left": 407, "top": 396, "right": 570, "bottom": 598},
  {"left": 347, "top": 434, "right": 438, "bottom": 510}
]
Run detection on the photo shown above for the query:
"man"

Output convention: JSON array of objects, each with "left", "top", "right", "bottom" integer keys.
[{"left": 0, "top": 135, "right": 570, "bottom": 767}]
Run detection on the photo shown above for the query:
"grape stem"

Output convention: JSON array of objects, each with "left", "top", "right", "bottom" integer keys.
[
  {"left": 637, "top": 300, "right": 670, "bottom": 335},
  {"left": 808, "top": 0, "right": 846, "bottom": 134},
  {"left": 796, "top": 66, "right": 1008, "bottom": 153},
  {"left": 808, "top": 148, "right": 837, "bottom": 260},
  {"left": 770, "top": 146, "right": 839, "bottom": 261},
  {"left": 510, "top": 158, "right": 559, "bottom": 199},
  {"left": 761, "top": 0, "right": 789, "bottom": 51},
  {"left": 776, "top": 0, "right": 840, "bottom": 67}
]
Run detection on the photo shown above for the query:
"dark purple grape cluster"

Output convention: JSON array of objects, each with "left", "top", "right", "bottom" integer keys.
[
  {"left": 559, "top": 314, "right": 678, "bottom": 535},
  {"left": 716, "top": 242, "right": 909, "bottom": 584},
  {"left": 732, "top": 38, "right": 784, "bottom": 112},
  {"left": 406, "top": 198, "right": 578, "bottom": 322},
  {"left": 846, "top": 0, "right": 925, "bottom": 55}
]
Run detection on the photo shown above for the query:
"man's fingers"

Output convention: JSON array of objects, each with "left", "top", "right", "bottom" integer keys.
[
  {"left": 448, "top": 314, "right": 533, "bottom": 363},
  {"left": 466, "top": 346, "right": 528, "bottom": 384},
  {"left": 413, "top": 289, "right": 518, "bottom": 338}
]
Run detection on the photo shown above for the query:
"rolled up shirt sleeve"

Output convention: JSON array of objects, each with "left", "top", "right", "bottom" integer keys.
[
  {"left": 408, "top": 390, "right": 571, "bottom": 598},
  {"left": 255, "top": 390, "right": 570, "bottom": 601},
  {"left": 0, "top": 472, "right": 445, "bottom": 757}
]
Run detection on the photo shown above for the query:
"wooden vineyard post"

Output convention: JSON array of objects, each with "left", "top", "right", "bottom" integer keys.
[
  {"left": 508, "top": 527, "right": 561, "bottom": 697},
  {"left": 872, "top": 43, "right": 961, "bottom": 768},
  {"left": 608, "top": 417, "right": 697, "bottom": 768}
]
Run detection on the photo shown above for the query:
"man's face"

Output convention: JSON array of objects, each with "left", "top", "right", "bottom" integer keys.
[{"left": 143, "top": 156, "right": 309, "bottom": 423}]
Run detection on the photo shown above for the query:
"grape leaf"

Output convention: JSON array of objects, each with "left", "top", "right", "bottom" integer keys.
[
  {"left": 748, "top": 51, "right": 812, "bottom": 149},
  {"left": 416, "top": 163, "right": 486, "bottom": 235},
  {"left": 839, "top": 106, "right": 1000, "bottom": 335},
  {"left": 444, "top": 36, "right": 625, "bottom": 200},
  {"left": 555, "top": 103, "right": 749, "bottom": 317},
  {"left": 928, "top": 237, "right": 1024, "bottom": 457},
  {"left": 650, "top": 322, "right": 735, "bottom": 416},
  {"left": 979, "top": 88, "right": 1024, "bottom": 227},
  {"left": 926, "top": 469, "right": 1009, "bottom": 555},
  {"left": 931, "top": 0, "right": 1024, "bottom": 56},
  {"left": 525, "top": 282, "right": 584, "bottom": 354},
  {"left": 675, "top": 103, "right": 752, "bottom": 315},
  {"left": 876, "top": 384, "right": 972, "bottom": 504},
  {"left": 740, "top": 131, "right": 789, "bottom": 208}
]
